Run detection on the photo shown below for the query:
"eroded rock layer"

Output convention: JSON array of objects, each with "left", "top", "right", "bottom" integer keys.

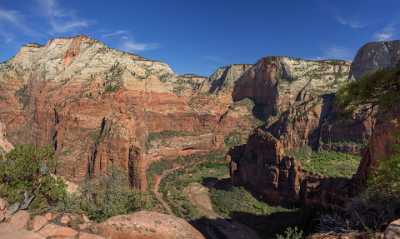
[
  {"left": 229, "top": 40, "right": 400, "bottom": 209},
  {"left": 0, "top": 35, "right": 256, "bottom": 189}
]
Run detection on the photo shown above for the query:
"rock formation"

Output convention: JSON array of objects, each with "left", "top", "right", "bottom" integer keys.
[
  {"left": 229, "top": 40, "right": 400, "bottom": 209},
  {"left": 0, "top": 35, "right": 256, "bottom": 190},
  {"left": 231, "top": 56, "right": 369, "bottom": 152},
  {"left": 350, "top": 40, "right": 400, "bottom": 80},
  {"left": 0, "top": 197, "right": 205, "bottom": 239},
  {"left": 97, "top": 211, "right": 206, "bottom": 239}
]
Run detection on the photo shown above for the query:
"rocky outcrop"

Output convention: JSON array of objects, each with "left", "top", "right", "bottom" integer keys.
[
  {"left": 0, "top": 35, "right": 256, "bottom": 190},
  {"left": 1, "top": 198, "right": 205, "bottom": 239},
  {"left": 350, "top": 40, "right": 400, "bottom": 80},
  {"left": 229, "top": 41, "right": 400, "bottom": 209},
  {"left": 0, "top": 121, "right": 13, "bottom": 155},
  {"left": 352, "top": 105, "right": 400, "bottom": 188},
  {"left": 229, "top": 129, "right": 302, "bottom": 205},
  {"left": 229, "top": 128, "right": 358, "bottom": 208},
  {"left": 207, "top": 64, "right": 253, "bottom": 94},
  {"left": 97, "top": 211, "right": 206, "bottom": 239},
  {"left": 384, "top": 219, "right": 400, "bottom": 239},
  {"left": 231, "top": 56, "right": 368, "bottom": 152}
]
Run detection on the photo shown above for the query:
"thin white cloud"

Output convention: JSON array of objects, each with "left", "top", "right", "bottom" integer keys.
[
  {"left": 120, "top": 39, "right": 159, "bottom": 52},
  {"left": 102, "top": 30, "right": 159, "bottom": 52},
  {"left": 0, "top": 8, "right": 37, "bottom": 36},
  {"left": 102, "top": 30, "right": 129, "bottom": 38},
  {"left": 36, "top": 0, "right": 89, "bottom": 34},
  {"left": 374, "top": 25, "right": 396, "bottom": 41},
  {"left": 335, "top": 15, "right": 366, "bottom": 29},
  {"left": 323, "top": 46, "right": 353, "bottom": 60}
]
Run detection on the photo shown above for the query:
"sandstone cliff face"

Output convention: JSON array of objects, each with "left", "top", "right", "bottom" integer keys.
[
  {"left": 229, "top": 129, "right": 302, "bottom": 205},
  {"left": 229, "top": 40, "right": 400, "bottom": 208},
  {"left": 207, "top": 64, "right": 253, "bottom": 94},
  {"left": 231, "top": 56, "right": 366, "bottom": 151},
  {"left": 350, "top": 40, "right": 400, "bottom": 80},
  {"left": 0, "top": 35, "right": 255, "bottom": 190}
]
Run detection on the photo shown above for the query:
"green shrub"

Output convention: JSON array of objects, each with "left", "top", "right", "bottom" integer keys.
[
  {"left": 286, "top": 147, "right": 361, "bottom": 178},
  {"left": 367, "top": 135, "right": 400, "bottom": 199},
  {"left": 77, "top": 167, "right": 153, "bottom": 222},
  {"left": 210, "top": 186, "right": 289, "bottom": 218},
  {"left": 0, "top": 145, "right": 67, "bottom": 213},
  {"left": 336, "top": 65, "right": 400, "bottom": 113},
  {"left": 276, "top": 227, "right": 304, "bottom": 239},
  {"left": 224, "top": 131, "right": 243, "bottom": 148}
]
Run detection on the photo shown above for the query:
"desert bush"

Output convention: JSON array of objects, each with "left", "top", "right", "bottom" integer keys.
[
  {"left": 336, "top": 64, "right": 400, "bottom": 113},
  {"left": 0, "top": 145, "right": 67, "bottom": 213},
  {"left": 224, "top": 131, "right": 243, "bottom": 148},
  {"left": 286, "top": 147, "right": 360, "bottom": 178},
  {"left": 276, "top": 227, "right": 304, "bottom": 239},
  {"left": 77, "top": 167, "right": 153, "bottom": 222},
  {"left": 345, "top": 136, "right": 400, "bottom": 231}
]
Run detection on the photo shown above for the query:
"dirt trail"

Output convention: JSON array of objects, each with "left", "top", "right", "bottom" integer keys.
[
  {"left": 152, "top": 166, "right": 182, "bottom": 215},
  {"left": 151, "top": 160, "right": 261, "bottom": 239},
  {"left": 184, "top": 182, "right": 261, "bottom": 239}
]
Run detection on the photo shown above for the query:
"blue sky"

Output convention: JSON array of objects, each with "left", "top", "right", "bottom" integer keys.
[{"left": 0, "top": 0, "right": 399, "bottom": 75}]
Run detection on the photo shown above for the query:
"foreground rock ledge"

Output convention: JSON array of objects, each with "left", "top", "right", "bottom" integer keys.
[{"left": 96, "top": 211, "right": 205, "bottom": 239}]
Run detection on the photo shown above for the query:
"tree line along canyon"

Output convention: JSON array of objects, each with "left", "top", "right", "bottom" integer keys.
[{"left": 0, "top": 35, "right": 400, "bottom": 239}]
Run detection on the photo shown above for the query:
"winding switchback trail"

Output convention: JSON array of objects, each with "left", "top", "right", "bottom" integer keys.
[{"left": 151, "top": 157, "right": 261, "bottom": 239}]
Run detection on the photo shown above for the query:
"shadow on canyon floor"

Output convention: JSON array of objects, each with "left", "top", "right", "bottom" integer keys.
[{"left": 191, "top": 177, "right": 318, "bottom": 239}]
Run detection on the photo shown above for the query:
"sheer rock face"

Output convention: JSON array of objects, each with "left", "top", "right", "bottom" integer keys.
[
  {"left": 229, "top": 41, "right": 400, "bottom": 209},
  {"left": 207, "top": 64, "right": 253, "bottom": 94},
  {"left": 350, "top": 40, "right": 400, "bottom": 80},
  {"left": 229, "top": 129, "right": 302, "bottom": 205},
  {"left": 0, "top": 35, "right": 255, "bottom": 189},
  {"left": 353, "top": 106, "right": 400, "bottom": 187},
  {"left": 231, "top": 56, "right": 368, "bottom": 152}
]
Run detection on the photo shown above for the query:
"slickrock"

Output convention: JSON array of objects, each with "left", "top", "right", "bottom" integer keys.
[
  {"left": 97, "top": 211, "right": 206, "bottom": 239},
  {"left": 0, "top": 223, "right": 45, "bottom": 239},
  {"left": 384, "top": 219, "right": 400, "bottom": 239},
  {"left": 350, "top": 40, "right": 400, "bottom": 80},
  {"left": 38, "top": 223, "right": 79, "bottom": 238},
  {"left": 9, "top": 210, "right": 30, "bottom": 229},
  {"left": 78, "top": 232, "right": 106, "bottom": 239},
  {"left": 30, "top": 215, "right": 49, "bottom": 232}
]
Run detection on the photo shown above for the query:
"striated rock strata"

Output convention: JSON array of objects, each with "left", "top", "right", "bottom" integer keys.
[
  {"left": 229, "top": 40, "right": 400, "bottom": 208},
  {"left": 0, "top": 35, "right": 257, "bottom": 190}
]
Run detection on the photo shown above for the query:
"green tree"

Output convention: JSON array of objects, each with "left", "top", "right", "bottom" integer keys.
[
  {"left": 78, "top": 167, "right": 153, "bottom": 221},
  {"left": 336, "top": 65, "right": 400, "bottom": 113},
  {"left": 0, "top": 145, "right": 67, "bottom": 213}
]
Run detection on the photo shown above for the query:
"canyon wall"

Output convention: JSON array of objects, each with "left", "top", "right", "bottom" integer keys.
[
  {"left": 0, "top": 35, "right": 257, "bottom": 190},
  {"left": 229, "top": 40, "right": 400, "bottom": 208}
]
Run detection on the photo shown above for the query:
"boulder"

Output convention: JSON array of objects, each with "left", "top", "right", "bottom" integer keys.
[
  {"left": 0, "top": 223, "right": 45, "bottom": 239},
  {"left": 384, "top": 219, "right": 400, "bottom": 239},
  {"left": 30, "top": 215, "right": 49, "bottom": 232},
  {"left": 79, "top": 232, "right": 106, "bottom": 239},
  {"left": 97, "top": 211, "right": 206, "bottom": 239},
  {"left": 38, "top": 223, "right": 78, "bottom": 238},
  {"left": 350, "top": 40, "right": 400, "bottom": 80},
  {"left": 9, "top": 210, "right": 30, "bottom": 229}
]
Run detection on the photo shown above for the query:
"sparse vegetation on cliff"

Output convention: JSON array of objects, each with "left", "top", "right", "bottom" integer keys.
[
  {"left": 336, "top": 64, "right": 400, "bottom": 113},
  {"left": 210, "top": 185, "right": 290, "bottom": 218},
  {"left": 76, "top": 167, "right": 153, "bottom": 222},
  {"left": 287, "top": 147, "right": 361, "bottom": 178}
]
